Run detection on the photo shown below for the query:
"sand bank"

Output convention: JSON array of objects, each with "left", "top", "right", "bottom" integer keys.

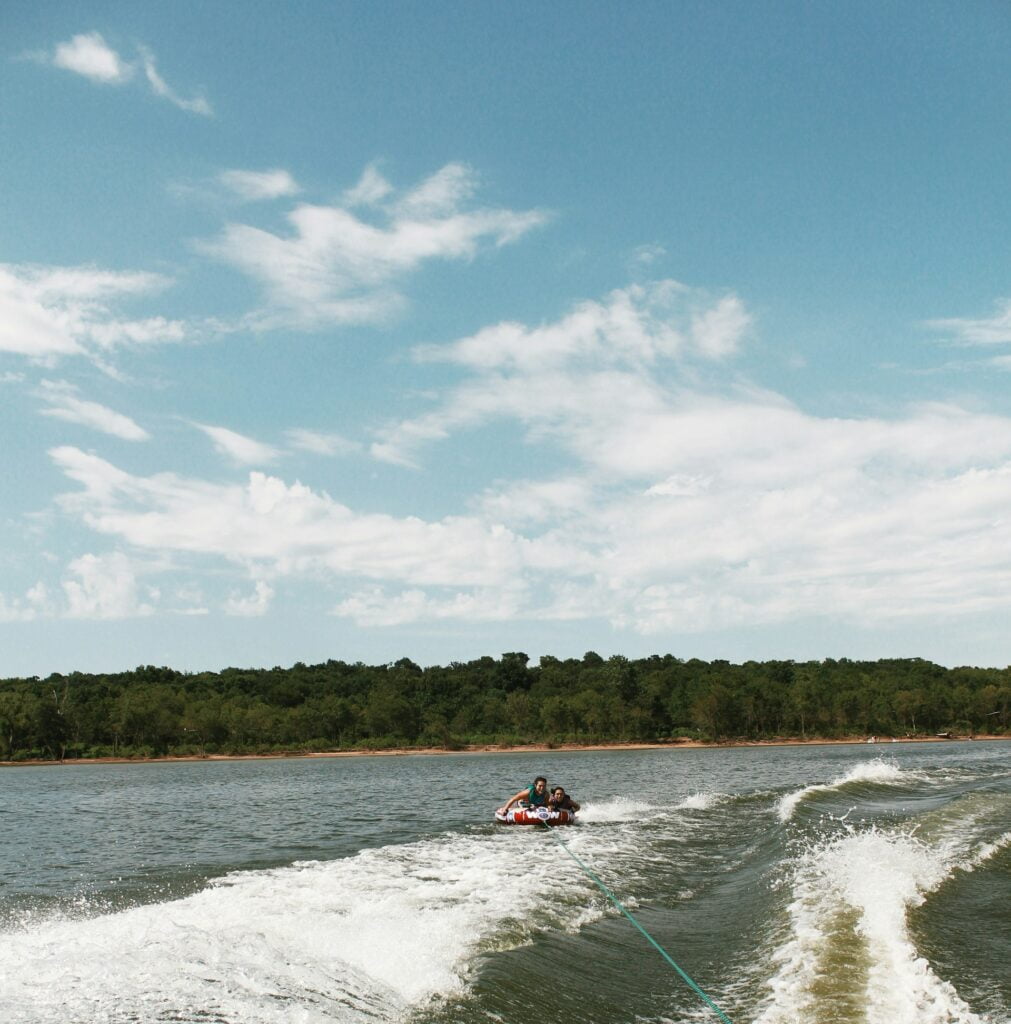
[{"left": 2, "top": 734, "right": 1005, "bottom": 768}]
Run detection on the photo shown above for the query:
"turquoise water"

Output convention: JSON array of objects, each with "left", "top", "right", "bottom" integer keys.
[{"left": 0, "top": 741, "right": 1007, "bottom": 1023}]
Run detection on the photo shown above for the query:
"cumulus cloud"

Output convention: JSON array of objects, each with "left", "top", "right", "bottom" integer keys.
[
  {"left": 36, "top": 380, "right": 149, "bottom": 441},
  {"left": 47, "top": 379, "right": 1011, "bottom": 636},
  {"left": 0, "top": 583, "right": 52, "bottom": 622},
  {"left": 42, "top": 33, "right": 211, "bottom": 115},
  {"left": 223, "top": 580, "right": 274, "bottom": 617},
  {"left": 202, "top": 162, "right": 546, "bottom": 329},
  {"left": 193, "top": 423, "right": 281, "bottom": 465},
  {"left": 220, "top": 169, "right": 300, "bottom": 201},
  {"left": 0, "top": 263, "right": 183, "bottom": 361},
  {"left": 62, "top": 552, "right": 156, "bottom": 619},
  {"left": 51, "top": 32, "right": 132, "bottom": 83}
]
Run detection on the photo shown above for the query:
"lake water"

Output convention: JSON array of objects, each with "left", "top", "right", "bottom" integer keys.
[{"left": 0, "top": 741, "right": 1007, "bottom": 1024}]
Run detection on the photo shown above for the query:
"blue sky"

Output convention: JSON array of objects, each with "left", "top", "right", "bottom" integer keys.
[{"left": 4, "top": 2, "right": 1011, "bottom": 676}]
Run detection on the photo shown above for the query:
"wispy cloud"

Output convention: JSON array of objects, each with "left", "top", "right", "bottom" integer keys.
[
  {"left": 36, "top": 380, "right": 150, "bottom": 441},
  {"left": 50, "top": 447, "right": 524, "bottom": 587},
  {"left": 285, "top": 428, "right": 360, "bottom": 457},
  {"left": 220, "top": 168, "right": 301, "bottom": 201},
  {"left": 202, "top": 162, "right": 547, "bottom": 330},
  {"left": 343, "top": 163, "right": 393, "bottom": 207},
  {"left": 927, "top": 298, "right": 1011, "bottom": 346},
  {"left": 193, "top": 423, "right": 281, "bottom": 465},
  {"left": 138, "top": 45, "right": 212, "bottom": 116},
  {"left": 371, "top": 281, "right": 749, "bottom": 467},
  {"left": 40, "top": 32, "right": 211, "bottom": 116},
  {"left": 0, "top": 263, "right": 183, "bottom": 361}
]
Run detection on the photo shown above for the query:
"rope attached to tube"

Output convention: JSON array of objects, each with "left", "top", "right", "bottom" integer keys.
[{"left": 542, "top": 825, "right": 735, "bottom": 1024}]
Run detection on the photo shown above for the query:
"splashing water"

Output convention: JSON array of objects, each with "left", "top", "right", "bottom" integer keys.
[
  {"left": 0, "top": 830, "right": 603, "bottom": 1024},
  {"left": 757, "top": 827, "right": 991, "bottom": 1024}
]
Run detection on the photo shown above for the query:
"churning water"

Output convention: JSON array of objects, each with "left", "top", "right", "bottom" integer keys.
[{"left": 1, "top": 741, "right": 1007, "bottom": 1023}]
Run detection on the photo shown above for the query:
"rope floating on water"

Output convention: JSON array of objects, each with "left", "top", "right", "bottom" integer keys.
[{"left": 542, "top": 825, "right": 735, "bottom": 1024}]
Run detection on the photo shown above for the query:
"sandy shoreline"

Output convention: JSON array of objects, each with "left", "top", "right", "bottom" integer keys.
[{"left": 2, "top": 734, "right": 1005, "bottom": 768}]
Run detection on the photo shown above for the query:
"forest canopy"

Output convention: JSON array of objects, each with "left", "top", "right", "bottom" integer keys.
[{"left": 1, "top": 653, "right": 1008, "bottom": 762}]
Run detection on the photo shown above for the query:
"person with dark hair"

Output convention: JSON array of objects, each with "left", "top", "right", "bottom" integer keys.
[
  {"left": 548, "top": 786, "right": 579, "bottom": 812},
  {"left": 497, "top": 776, "right": 549, "bottom": 815}
]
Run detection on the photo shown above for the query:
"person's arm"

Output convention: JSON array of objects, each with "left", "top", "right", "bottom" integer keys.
[{"left": 498, "top": 788, "right": 528, "bottom": 813}]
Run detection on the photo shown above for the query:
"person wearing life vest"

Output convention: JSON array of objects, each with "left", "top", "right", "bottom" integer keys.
[
  {"left": 498, "top": 776, "right": 548, "bottom": 815},
  {"left": 548, "top": 786, "right": 579, "bottom": 812}
]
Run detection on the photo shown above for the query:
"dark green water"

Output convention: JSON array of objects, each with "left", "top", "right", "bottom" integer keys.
[{"left": 0, "top": 741, "right": 1007, "bottom": 1023}]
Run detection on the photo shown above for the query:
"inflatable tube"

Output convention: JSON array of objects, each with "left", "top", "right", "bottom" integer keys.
[{"left": 494, "top": 805, "right": 576, "bottom": 826}]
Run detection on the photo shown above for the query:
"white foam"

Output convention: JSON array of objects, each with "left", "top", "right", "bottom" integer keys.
[
  {"left": 0, "top": 830, "right": 600, "bottom": 1024},
  {"left": 756, "top": 828, "right": 986, "bottom": 1024},
  {"left": 777, "top": 759, "right": 910, "bottom": 821},
  {"left": 675, "top": 792, "right": 722, "bottom": 811},
  {"left": 957, "top": 830, "right": 1011, "bottom": 872},
  {"left": 577, "top": 796, "right": 656, "bottom": 823}
]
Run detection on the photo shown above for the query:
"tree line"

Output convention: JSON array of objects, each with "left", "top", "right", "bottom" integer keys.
[{"left": 0, "top": 652, "right": 1007, "bottom": 762}]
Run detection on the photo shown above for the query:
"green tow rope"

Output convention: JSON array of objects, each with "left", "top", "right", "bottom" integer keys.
[{"left": 542, "top": 825, "right": 735, "bottom": 1024}]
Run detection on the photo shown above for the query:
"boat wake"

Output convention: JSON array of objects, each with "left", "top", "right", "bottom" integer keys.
[
  {"left": 777, "top": 758, "right": 915, "bottom": 822},
  {"left": 755, "top": 821, "right": 1008, "bottom": 1024},
  {"left": 0, "top": 829, "right": 604, "bottom": 1024}
]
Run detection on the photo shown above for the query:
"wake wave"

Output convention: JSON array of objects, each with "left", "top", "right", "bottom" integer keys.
[
  {"left": 0, "top": 829, "right": 602, "bottom": 1024},
  {"left": 756, "top": 825, "right": 999, "bottom": 1024},
  {"left": 777, "top": 759, "right": 913, "bottom": 821},
  {"left": 961, "top": 830, "right": 1011, "bottom": 871}
]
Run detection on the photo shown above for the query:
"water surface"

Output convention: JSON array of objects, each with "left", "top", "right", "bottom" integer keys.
[{"left": 1, "top": 741, "right": 1007, "bottom": 1023}]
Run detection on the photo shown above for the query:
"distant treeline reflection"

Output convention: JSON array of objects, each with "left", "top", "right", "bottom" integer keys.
[{"left": 1, "top": 653, "right": 1008, "bottom": 761}]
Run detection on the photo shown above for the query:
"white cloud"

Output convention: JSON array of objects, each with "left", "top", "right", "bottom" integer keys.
[
  {"left": 202, "top": 162, "right": 547, "bottom": 329},
  {"left": 36, "top": 380, "right": 150, "bottom": 441},
  {"left": 220, "top": 168, "right": 301, "bottom": 201},
  {"left": 50, "top": 447, "right": 526, "bottom": 587},
  {"left": 193, "top": 423, "right": 281, "bottom": 465},
  {"left": 62, "top": 552, "right": 156, "bottom": 619},
  {"left": 343, "top": 163, "right": 393, "bottom": 207},
  {"left": 223, "top": 580, "right": 274, "bottom": 617},
  {"left": 47, "top": 383, "right": 1011, "bottom": 637},
  {"left": 43, "top": 33, "right": 211, "bottom": 115},
  {"left": 52, "top": 32, "right": 132, "bottom": 84},
  {"left": 139, "top": 46, "right": 212, "bottom": 116},
  {"left": 36, "top": 271, "right": 1011, "bottom": 637},
  {"left": 0, "top": 583, "right": 52, "bottom": 622},
  {"left": 927, "top": 299, "right": 1011, "bottom": 346},
  {"left": 690, "top": 294, "right": 750, "bottom": 359},
  {"left": 332, "top": 583, "right": 529, "bottom": 627},
  {"left": 372, "top": 281, "right": 746, "bottom": 466},
  {"left": 474, "top": 477, "right": 594, "bottom": 526},
  {"left": 0, "top": 263, "right": 182, "bottom": 360},
  {"left": 285, "top": 428, "right": 360, "bottom": 457},
  {"left": 630, "top": 243, "right": 666, "bottom": 266},
  {"left": 395, "top": 162, "right": 476, "bottom": 217}
]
